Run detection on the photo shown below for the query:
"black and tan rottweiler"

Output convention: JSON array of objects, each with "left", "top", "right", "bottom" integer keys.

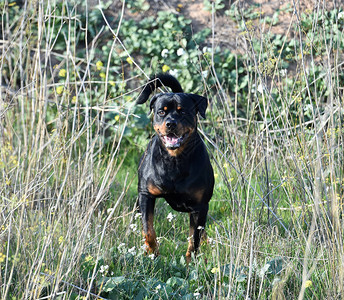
[{"left": 137, "top": 74, "right": 214, "bottom": 261}]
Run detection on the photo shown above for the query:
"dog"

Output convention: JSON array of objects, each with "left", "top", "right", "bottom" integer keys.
[{"left": 137, "top": 74, "right": 214, "bottom": 261}]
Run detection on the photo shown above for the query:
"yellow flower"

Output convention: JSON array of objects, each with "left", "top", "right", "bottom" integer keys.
[
  {"left": 71, "top": 96, "right": 77, "bottom": 103},
  {"left": 211, "top": 267, "right": 219, "bottom": 274},
  {"left": 109, "top": 80, "right": 116, "bottom": 86},
  {"left": 162, "top": 65, "right": 170, "bottom": 73},
  {"left": 58, "top": 236, "right": 65, "bottom": 244},
  {"left": 115, "top": 115, "right": 120, "bottom": 122},
  {"left": 100, "top": 72, "right": 106, "bottom": 78},
  {"left": 44, "top": 268, "right": 52, "bottom": 275},
  {"left": 126, "top": 57, "right": 134, "bottom": 65},
  {"left": 96, "top": 60, "right": 103, "bottom": 70},
  {"left": 305, "top": 280, "right": 312, "bottom": 288},
  {"left": 85, "top": 255, "right": 93, "bottom": 263},
  {"left": 56, "top": 86, "right": 64, "bottom": 95},
  {"left": 59, "top": 69, "right": 67, "bottom": 77},
  {"left": 10, "top": 155, "right": 17, "bottom": 166},
  {"left": 214, "top": 173, "right": 219, "bottom": 179},
  {"left": 0, "top": 253, "right": 6, "bottom": 263}
]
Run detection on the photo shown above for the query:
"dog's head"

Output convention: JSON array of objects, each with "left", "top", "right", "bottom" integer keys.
[
  {"left": 150, "top": 93, "right": 207, "bottom": 150},
  {"left": 137, "top": 74, "right": 208, "bottom": 153}
]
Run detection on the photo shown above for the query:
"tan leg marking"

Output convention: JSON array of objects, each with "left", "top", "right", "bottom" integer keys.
[{"left": 143, "top": 210, "right": 159, "bottom": 255}]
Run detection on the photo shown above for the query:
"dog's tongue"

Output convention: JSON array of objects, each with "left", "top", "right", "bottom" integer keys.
[{"left": 163, "top": 134, "right": 180, "bottom": 148}]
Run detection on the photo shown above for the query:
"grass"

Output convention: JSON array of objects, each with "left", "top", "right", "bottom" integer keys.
[{"left": 0, "top": 0, "right": 343, "bottom": 299}]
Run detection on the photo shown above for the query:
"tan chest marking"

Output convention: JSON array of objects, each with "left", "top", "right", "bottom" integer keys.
[{"left": 147, "top": 182, "right": 162, "bottom": 196}]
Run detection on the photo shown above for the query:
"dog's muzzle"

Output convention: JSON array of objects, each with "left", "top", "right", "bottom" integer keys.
[{"left": 160, "top": 132, "right": 189, "bottom": 149}]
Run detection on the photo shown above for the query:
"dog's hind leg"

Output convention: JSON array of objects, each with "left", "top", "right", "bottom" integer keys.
[{"left": 186, "top": 204, "right": 208, "bottom": 262}]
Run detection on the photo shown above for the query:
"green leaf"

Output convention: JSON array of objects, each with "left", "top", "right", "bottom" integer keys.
[
  {"left": 220, "top": 264, "right": 248, "bottom": 282},
  {"left": 220, "top": 263, "right": 235, "bottom": 276},
  {"left": 180, "top": 255, "right": 186, "bottom": 266},
  {"left": 181, "top": 38, "right": 187, "bottom": 48},
  {"left": 259, "top": 257, "right": 284, "bottom": 277},
  {"left": 236, "top": 273, "right": 247, "bottom": 282},
  {"left": 102, "top": 276, "right": 126, "bottom": 292},
  {"left": 189, "top": 269, "right": 198, "bottom": 281},
  {"left": 266, "top": 257, "right": 284, "bottom": 275},
  {"left": 166, "top": 276, "right": 185, "bottom": 289}
]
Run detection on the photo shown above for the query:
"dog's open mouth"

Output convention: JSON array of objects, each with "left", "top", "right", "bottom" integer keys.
[{"left": 160, "top": 132, "right": 188, "bottom": 149}]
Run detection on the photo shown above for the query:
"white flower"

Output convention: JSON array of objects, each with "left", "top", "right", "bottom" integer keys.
[
  {"left": 134, "top": 213, "right": 142, "bottom": 220},
  {"left": 197, "top": 226, "right": 204, "bottom": 230},
  {"left": 117, "top": 242, "right": 126, "bottom": 253},
  {"left": 156, "top": 284, "right": 161, "bottom": 290},
  {"left": 177, "top": 48, "right": 185, "bottom": 56},
  {"left": 128, "top": 246, "right": 136, "bottom": 256},
  {"left": 129, "top": 223, "right": 138, "bottom": 232},
  {"left": 148, "top": 253, "right": 155, "bottom": 260},
  {"left": 161, "top": 49, "right": 169, "bottom": 58},
  {"left": 194, "top": 292, "right": 201, "bottom": 297},
  {"left": 257, "top": 84, "right": 264, "bottom": 94},
  {"left": 339, "top": 11, "right": 344, "bottom": 20},
  {"left": 118, "top": 242, "right": 125, "bottom": 247},
  {"left": 167, "top": 212, "right": 175, "bottom": 222},
  {"left": 208, "top": 237, "right": 216, "bottom": 248},
  {"left": 99, "top": 265, "right": 109, "bottom": 275},
  {"left": 280, "top": 69, "right": 287, "bottom": 76},
  {"left": 202, "top": 70, "right": 209, "bottom": 78},
  {"left": 202, "top": 46, "right": 213, "bottom": 54}
]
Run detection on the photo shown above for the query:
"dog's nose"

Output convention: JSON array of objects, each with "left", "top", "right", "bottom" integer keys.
[{"left": 165, "top": 119, "right": 177, "bottom": 131}]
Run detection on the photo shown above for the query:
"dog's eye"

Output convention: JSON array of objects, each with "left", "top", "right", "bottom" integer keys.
[
  {"left": 177, "top": 107, "right": 185, "bottom": 114},
  {"left": 157, "top": 110, "right": 166, "bottom": 117}
]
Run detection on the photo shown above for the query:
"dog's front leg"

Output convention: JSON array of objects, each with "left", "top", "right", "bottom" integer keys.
[{"left": 139, "top": 193, "right": 159, "bottom": 255}]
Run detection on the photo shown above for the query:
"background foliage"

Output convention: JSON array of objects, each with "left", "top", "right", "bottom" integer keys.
[{"left": 0, "top": 0, "right": 343, "bottom": 299}]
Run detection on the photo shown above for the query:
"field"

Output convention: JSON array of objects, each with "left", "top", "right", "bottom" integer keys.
[{"left": 0, "top": 0, "right": 343, "bottom": 299}]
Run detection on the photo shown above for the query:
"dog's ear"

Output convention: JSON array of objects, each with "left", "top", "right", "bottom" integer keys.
[
  {"left": 137, "top": 84, "right": 154, "bottom": 104},
  {"left": 190, "top": 94, "right": 208, "bottom": 119},
  {"left": 149, "top": 93, "right": 162, "bottom": 112}
]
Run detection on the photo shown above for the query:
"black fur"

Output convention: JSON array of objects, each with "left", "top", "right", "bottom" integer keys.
[{"left": 136, "top": 74, "right": 214, "bottom": 261}]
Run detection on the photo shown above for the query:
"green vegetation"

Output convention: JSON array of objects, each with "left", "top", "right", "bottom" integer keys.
[{"left": 0, "top": 0, "right": 343, "bottom": 299}]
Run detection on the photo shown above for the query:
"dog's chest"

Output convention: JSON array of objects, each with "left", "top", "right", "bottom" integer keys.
[{"left": 153, "top": 161, "right": 191, "bottom": 193}]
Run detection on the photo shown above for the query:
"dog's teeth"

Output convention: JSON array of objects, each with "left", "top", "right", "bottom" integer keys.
[{"left": 163, "top": 135, "right": 182, "bottom": 148}]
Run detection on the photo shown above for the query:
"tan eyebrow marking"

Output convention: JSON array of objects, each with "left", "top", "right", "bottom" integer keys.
[{"left": 163, "top": 106, "right": 168, "bottom": 111}]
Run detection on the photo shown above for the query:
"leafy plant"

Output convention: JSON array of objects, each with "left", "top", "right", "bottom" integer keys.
[
  {"left": 203, "top": 0, "right": 225, "bottom": 12},
  {"left": 126, "top": 0, "right": 150, "bottom": 13}
]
